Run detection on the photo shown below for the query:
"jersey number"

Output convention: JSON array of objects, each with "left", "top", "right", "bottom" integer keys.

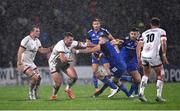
[{"left": 146, "top": 33, "right": 155, "bottom": 43}]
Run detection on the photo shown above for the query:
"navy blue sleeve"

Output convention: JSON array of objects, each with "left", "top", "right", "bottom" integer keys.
[{"left": 86, "top": 33, "right": 91, "bottom": 40}]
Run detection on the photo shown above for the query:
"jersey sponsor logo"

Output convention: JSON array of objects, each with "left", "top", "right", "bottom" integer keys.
[{"left": 111, "top": 67, "right": 118, "bottom": 72}]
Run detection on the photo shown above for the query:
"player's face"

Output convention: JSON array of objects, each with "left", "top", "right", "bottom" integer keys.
[
  {"left": 33, "top": 28, "right": 40, "bottom": 38},
  {"left": 92, "top": 21, "right": 101, "bottom": 31},
  {"left": 64, "top": 36, "right": 74, "bottom": 47},
  {"left": 129, "top": 31, "right": 139, "bottom": 40},
  {"left": 99, "top": 37, "right": 107, "bottom": 44}
]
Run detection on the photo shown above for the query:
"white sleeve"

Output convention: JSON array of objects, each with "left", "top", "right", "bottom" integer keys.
[
  {"left": 139, "top": 33, "right": 145, "bottom": 42},
  {"left": 160, "top": 29, "right": 167, "bottom": 40},
  {"left": 55, "top": 42, "right": 65, "bottom": 53},
  {"left": 37, "top": 39, "right": 42, "bottom": 48},
  {"left": 20, "top": 37, "right": 29, "bottom": 49},
  {"left": 71, "top": 41, "right": 79, "bottom": 47}
]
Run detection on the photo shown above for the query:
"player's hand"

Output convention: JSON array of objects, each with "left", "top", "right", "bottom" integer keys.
[
  {"left": 71, "top": 48, "right": 77, "bottom": 54},
  {"left": 137, "top": 58, "right": 143, "bottom": 67},
  {"left": 16, "top": 62, "right": 24, "bottom": 72},
  {"left": 162, "top": 56, "right": 169, "bottom": 64}
]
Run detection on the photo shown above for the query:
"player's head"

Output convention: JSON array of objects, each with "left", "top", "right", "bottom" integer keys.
[
  {"left": 63, "top": 32, "right": 74, "bottom": 47},
  {"left": 30, "top": 24, "right": 40, "bottom": 38},
  {"left": 99, "top": 34, "right": 108, "bottom": 44},
  {"left": 150, "top": 17, "right": 160, "bottom": 27},
  {"left": 129, "top": 27, "right": 139, "bottom": 40},
  {"left": 92, "top": 18, "right": 101, "bottom": 31}
]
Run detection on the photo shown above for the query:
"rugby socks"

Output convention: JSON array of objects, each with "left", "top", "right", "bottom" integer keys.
[
  {"left": 139, "top": 75, "right": 148, "bottom": 95},
  {"left": 53, "top": 85, "right": 60, "bottom": 96},
  {"left": 119, "top": 84, "right": 131, "bottom": 97},
  {"left": 129, "top": 83, "right": 138, "bottom": 95},
  {"left": 93, "top": 75, "right": 98, "bottom": 88},
  {"left": 156, "top": 80, "right": 163, "bottom": 97},
  {"left": 67, "top": 78, "right": 77, "bottom": 88},
  {"left": 34, "top": 77, "right": 41, "bottom": 97},
  {"left": 101, "top": 76, "right": 117, "bottom": 89}
]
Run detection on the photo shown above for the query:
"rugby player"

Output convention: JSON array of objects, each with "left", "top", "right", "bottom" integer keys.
[
  {"left": 17, "top": 25, "right": 53, "bottom": 100},
  {"left": 86, "top": 18, "right": 114, "bottom": 92},
  {"left": 137, "top": 17, "right": 169, "bottom": 102}
]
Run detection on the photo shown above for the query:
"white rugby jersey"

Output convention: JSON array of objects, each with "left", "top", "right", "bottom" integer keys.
[
  {"left": 20, "top": 35, "right": 42, "bottom": 64},
  {"left": 140, "top": 28, "right": 167, "bottom": 58},
  {"left": 48, "top": 40, "right": 78, "bottom": 64}
]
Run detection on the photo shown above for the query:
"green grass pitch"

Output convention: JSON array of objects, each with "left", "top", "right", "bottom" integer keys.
[{"left": 0, "top": 83, "right": 179, "bottom": 110}]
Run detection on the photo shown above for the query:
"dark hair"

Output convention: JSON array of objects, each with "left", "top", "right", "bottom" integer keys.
[
  {"left": 151, "top": 17, "right": 160, "bottom": 26},
  {"left": 130, "top": 27, "right": 139, "bottom": 32},
  {"left": 63, "top": 32, "right": 74, "bottom": 38},
  {"left": 92, "top": 18, "right": 101, "bottom": 23},
  {"left": 30, "top": 24, "right": 40, "bottom": 32},
  {"left": 99, "top": 34, "right": 108, "bottom": 38}
]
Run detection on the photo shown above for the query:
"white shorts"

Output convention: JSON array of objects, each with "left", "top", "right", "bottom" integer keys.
[
  {"left": 141, "top": 56, "right": 162, "bottom": 67},
  {"left": 48, "top": 60, "right": 70, "bottom": 73},
  {"left": 22, "top": 62, "right": 37, "bottom": 70}
]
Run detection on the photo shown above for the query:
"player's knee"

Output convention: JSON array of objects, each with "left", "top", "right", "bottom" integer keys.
[
  {"left": 54, "top": 80, "right": 62, "bottom": 87},
  {"left": 157, "top": 75, "right": 164, "bottom": 81},
  {"left": 95, "top": 70, "right": 105, "bottom": 80},
  {"left": 72, "top": 77, "right": 78, "bottom": 83}
]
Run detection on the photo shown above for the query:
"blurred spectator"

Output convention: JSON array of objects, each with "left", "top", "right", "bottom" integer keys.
[{"left": 0, "top": 0, "right": 180, "bottom": 67}]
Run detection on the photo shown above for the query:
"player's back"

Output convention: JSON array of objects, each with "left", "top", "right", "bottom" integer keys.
[
  {"left": 100, "top": 42, "right": 123, "bottom": 67},
  {"left": 120, "top": 37, "right": 137, "bottom": 62},
  {"left": 141, "top": 28, "right": 166, "bottom": 58}
]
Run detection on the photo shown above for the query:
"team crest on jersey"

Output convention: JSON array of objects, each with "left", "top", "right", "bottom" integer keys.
[{"left": 99, "top": 32, "right": 104, "bottom": 36}]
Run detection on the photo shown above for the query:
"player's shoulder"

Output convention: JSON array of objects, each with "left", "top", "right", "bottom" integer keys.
[
  {"left": 21, "top": 35, "right": 31, "bottom": 44},
  {"left": 88, "top": 29, "right": 93, "bottom": 33},
  {"left": 22, "top": 35, "right": 30, "bottom": 40},
  {"left": 124, "top": 36, "right": 130, "bottom": 40},
  {"left": 157, "top": 27, "right": 166, "bottom": 33},
  {"left": 142, "top": 29, "right": 151, "bottom": 35},
  {"left": 57, "top": 40, "right": 64, "bottom": 46},
  {"left": 100, "top": 27, "right": 108, "bottom": 31}
]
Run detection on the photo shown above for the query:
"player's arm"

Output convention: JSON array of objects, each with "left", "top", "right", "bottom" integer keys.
[
  {"left": 58, "top": 52, "right": 72, "bottom": 62},
  {"left": 17, "top": 46, "right": 26, "bottom": 66},
  {"left": 74, "top": 44, "right": 101, "bottom": 54},
  {"left": 77, "top": 41, "right": 96, "bottom": 48},
  {"left": 108, "top": 34, "right": 115, "bottom": 40},
  {"left": 38, "top": 45, "right": 54, "bottom": 54},
  {"left": 110, "top": 39, "right": 124, "bottom": 45},
  {"left": 136, "top": 41, "right": 144, "bottom": 67},
  {"left": 161, "top": 37, "right": 169, "bottom": 64}
]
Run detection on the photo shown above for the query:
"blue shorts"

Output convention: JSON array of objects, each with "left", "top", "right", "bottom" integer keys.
[
  {"left": 127, "top": 62, "right": 138, "bottom": 72},
  {"left": 91, "top": 55, "right": 109, "bottom": 65},
  {"left": 110, "top": 64, "right": 126, "bottom": 78},
  {"left": 126, "top": 57, "right": 138, "bottom": 72}
]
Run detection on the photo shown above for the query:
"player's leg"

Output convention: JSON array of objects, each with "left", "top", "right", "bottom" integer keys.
[
  {"left": 64, "top": 66, "right": 78, "bottom": 99},
  {"left": 154, "top": 65, "right": 166, "bottom": 102},
  {"left": 50, "top": 71, "right": 62, "bottom": 100},
  {"left": 33, "top": 68, "right": 41, "bottom": 99},
  {"left": 139, "top": 64, "right": 151, "bottom": 102},
  {"left": 23, "top": 66, "right": 40, "bottom": 100},
  {"left": 95, "top": 69, "right": 119, "bottom": 97},
  {"left": 92, "top": 63, "right": 100, "bottom": 92},
  {"left": 111, "top": 77, "right": 131, "bottom": 97},
  {"left": 128, "top": 70, "right": 141, "bottom": 96}
]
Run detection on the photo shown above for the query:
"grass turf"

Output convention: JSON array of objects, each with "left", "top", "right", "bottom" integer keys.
[{"left": 0, "top": 82, "right": 179, "bottom": 110}]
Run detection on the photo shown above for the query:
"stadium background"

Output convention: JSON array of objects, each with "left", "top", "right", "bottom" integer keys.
[
  {"left": 0, "top": 0, "right": 180, "bottom": 67},
  {"left": 0, "top": 0, "right": 180, "bottom": 110}
]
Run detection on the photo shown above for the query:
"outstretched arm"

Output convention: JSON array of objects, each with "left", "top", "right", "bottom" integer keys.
[
  {"left": 75, "top": 45, "right": 101, "bottom": 54},
  {"left": 38, "top": 45, "right": 54, "bottom": 54}
]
